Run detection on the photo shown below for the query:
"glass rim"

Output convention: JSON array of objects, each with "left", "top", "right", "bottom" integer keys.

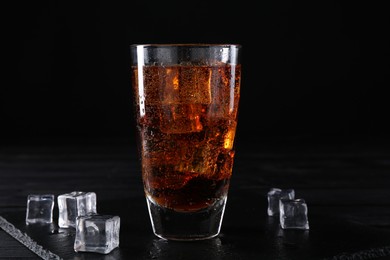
[{"left": 130, "top": 43, "right": 242, "bottom": 48}]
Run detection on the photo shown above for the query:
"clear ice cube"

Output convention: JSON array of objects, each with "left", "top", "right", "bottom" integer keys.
[
  {"left": 160, "top": 104, "right": 204, "bottom": 134},
  {"left": 143, "top": 66, "right": 212, "bottom": 105},
  {"left": 74, "top": 214, "right": 120, "bottom": 254},
  {"left": 279, "top": 198, "right": 309, "bottom": 230},
  {"left": 57, "top": 191, "right": 97, "bottom": 228},
  {"left": 161, "top": 66, "right": 212, "bottom": 105},
  {"left": 267, "top": 188, "right": 295, "bottom": 216},
  {"left": 25, "top": 194, "right": 55, "bottom": 224}
]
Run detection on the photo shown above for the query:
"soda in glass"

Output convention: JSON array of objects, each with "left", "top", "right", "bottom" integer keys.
[{"left": 130, "top": 44, "right": 242, "bottom": 240}]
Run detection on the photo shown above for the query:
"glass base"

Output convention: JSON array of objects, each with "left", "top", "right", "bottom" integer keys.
[{"left": 146, "top": 196, "right": 227, "bottom": 241}]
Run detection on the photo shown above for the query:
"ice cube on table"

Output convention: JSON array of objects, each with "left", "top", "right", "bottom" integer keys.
[
  {"left": 267, "top": 188, "right": 295, "bottom": 216},
  {"left": 57, "top": 191, "right": 97, "bottom": 228},
  {"left": 279, "top": 198, "right": 309, "bottom": 230},
  {"left": 25, "top": 194, "right": 55, "bottom": 224},
  {"left": 74, "top": 214, "right": 120, "bottom": 254}
]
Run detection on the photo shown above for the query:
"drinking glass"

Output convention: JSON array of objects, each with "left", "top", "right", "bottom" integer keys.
[{"left": 130, "top": 44, "right": 242, "bottom": 240}]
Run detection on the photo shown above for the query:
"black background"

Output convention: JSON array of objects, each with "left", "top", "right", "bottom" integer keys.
[{"left": 3, "top": 1, "right": 390, "bottom": 146}]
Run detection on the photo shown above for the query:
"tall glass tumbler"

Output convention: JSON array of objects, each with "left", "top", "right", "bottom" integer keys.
[{"left": 130, "top": 44, "right": 242, "bottom": 240}]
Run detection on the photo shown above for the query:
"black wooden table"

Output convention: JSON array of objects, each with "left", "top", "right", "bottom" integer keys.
[{"left": 1, "top": 138, "right": 390, "bottom": 259}]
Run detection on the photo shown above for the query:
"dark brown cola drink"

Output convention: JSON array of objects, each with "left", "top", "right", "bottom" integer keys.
[
  {"left": 132, "top": 64, "right": 241, "bottom": 212},
  {"left": 130, "top": 44, "right": 241, "bottom": 240}
]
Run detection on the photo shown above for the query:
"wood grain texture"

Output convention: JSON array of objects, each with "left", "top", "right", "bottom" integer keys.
[
  {"left": 1, "top": 139, "right": 390, "bottom": 259},
  {"left": 0, "top": 230, "right": 39, "bottom": 258}
]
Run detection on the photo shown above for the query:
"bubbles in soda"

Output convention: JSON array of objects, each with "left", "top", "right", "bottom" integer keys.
[{"left": 132, "top": 64, "right": 241, "bottom": 212}]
